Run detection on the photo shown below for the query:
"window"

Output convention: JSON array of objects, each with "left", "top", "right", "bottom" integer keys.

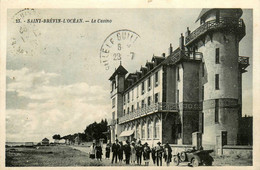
[
  {"left": 127, "top": 92, "right": 130, "bottom": 103},
  {"left": 155, "top": 71, "right": 159, "bottom": 86},
  {"left": 142, "top": 82, "right": 145, "bottom": 94},
  {"left": 132, "top": 90, "right": 134, "bottom": 101},
  {"left": 147, "top": 96, "right": 151, "bottom": 106},
  {"left": 177, "top": 67, "right": 180, "bottom": 81},
  {"left": 112, "top": 112, "right": 115, "bottom": 120},
  {"left": 137, "top": 102, "right": 140, "bottom": 109},
  {"left": 112, "top": 98, "right": 115, "bottom": 108},
  {"left": 131, "top": 105, "right": 134, "bottom": 112},
  {"left": 154, "top": 93, "right": 159, "bottom": 103},
  {"left": 136, "top": 123, "right": 140, "bottom": 139},
  {"left": 137, "top": 86, "right": 139, "bottom": 98},
  {"left": 127, "top": 107, "right": 129, "bottom": 114},
  {"left": 123, "top": 95, "right": 126, "bottom": 105},
  {"left": 202, "top": 86, "right": 204, "bottom": 101},
  {"left": 215, "top": 99, "right": 219, "bottom": 123},
  {"left": 177, "top": 90, "right": 179, "bottom": 103},
  {"left": 123, "top": 109, "right": 125, "bottom": 116},
  {"left": 202, "top": 63, "right": 205, "bottom": 77},
  {"left": 154, "top": 118, "right": 160, "bottom": 139},
  {"left": 215, "top": 74, "right": 219, "bottom": 90},
  {"left": 147, "top": 77, "right": 151, "bottom": 91},
  {"left": 216, "top": 48, "right": 220, "bottom": 64},
  {"left": 147, "top": 120, "right": 152, "bottom": 139},
  {"left": 141, "top": 100, "right": 145, "bottom": 108},
  {"left": 141, "top": 122, "right": 145, "bottom": 139},
  {"left": 201, "top": 112, "right": 204, "bottom": 133}
]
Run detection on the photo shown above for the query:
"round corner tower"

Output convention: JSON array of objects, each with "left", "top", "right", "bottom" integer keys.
[{"left": 185, "top": 8, "right": 246, "bottom": 148}]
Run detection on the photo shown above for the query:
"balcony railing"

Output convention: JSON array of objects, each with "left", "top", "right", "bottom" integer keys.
[
  {"left": 119, "top": 102, "right": 178, "bottom": 124},
  {"left": 185, "top": 18, "right": 245, "bottom": 45},
  {"left": 238, "top": 56, "right": 249, "bottom": 72},
  {"left": 167, "top": 49, "right": 203, "bottom": 65},
  {"left": 239, "top": 56, "right": 249, "bottom": 66}
]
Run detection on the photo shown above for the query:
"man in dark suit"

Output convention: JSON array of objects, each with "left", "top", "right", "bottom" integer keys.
[
  {"left": 111, "top": 139, "right": 120, "bottom": 163},
  {"left": 124, "top": 140, "right": 131, "bottom": 165}
]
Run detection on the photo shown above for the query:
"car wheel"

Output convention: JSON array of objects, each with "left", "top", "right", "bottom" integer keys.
[
  {"left": 180, "top": 152, "right": 186, "bottom": 161},
  {"left": 173, "top": 156, "right": 180, "bottom": 166},
  {"left": 191, "top": 158, "right": 199, "bottom": 167}
]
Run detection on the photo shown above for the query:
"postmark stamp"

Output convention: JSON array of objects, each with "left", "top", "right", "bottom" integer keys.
[
  {"left": 10, "top": 8, "right": 41, "bottom": 57},
  {"left": 100, "top": 29, "right": 140, "bottom": 70}
]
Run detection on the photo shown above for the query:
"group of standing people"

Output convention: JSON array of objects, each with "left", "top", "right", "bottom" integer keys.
[
  {"left": 89, "top": 142, "right": 103, "bottom": 161},
  {"left": 109, "top": 139, "right": 172, "bottom": 166}
]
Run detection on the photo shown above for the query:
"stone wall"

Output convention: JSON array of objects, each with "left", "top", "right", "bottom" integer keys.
[{"left": 222, "top": 145, "right": 252, "bottom": 159}]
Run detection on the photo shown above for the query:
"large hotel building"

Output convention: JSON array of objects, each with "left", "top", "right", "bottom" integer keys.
[{"left": 109, "top": 8, "right": 249, "bottom": 149}]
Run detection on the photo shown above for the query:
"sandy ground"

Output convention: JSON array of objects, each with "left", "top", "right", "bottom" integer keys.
[{"left": 6, "top": 145, "right": 252, "bottom": 167}]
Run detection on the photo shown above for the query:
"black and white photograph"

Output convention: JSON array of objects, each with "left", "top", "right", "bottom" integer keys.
[{"left": 1, "top": 0, "right": 258, "bottom": 168}]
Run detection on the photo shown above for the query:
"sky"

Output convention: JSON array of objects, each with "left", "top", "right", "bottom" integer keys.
[{"left": 6, "top": 9, "right": 253, "bottom": 142}]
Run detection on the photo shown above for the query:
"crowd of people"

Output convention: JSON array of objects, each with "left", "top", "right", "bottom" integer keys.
[{"left": 89, "top": 139, "right": 173, "bottom": 166}]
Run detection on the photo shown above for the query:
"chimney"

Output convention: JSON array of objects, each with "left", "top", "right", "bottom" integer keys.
[
  {"left": 185, "top": 27, "right": 191, "bottom": 37},
  {"left": 162, "top": 53, "right": 166, "bottom": 57},
  {"left": 179, "top": 33, "right": 184, "bottom": 50},
  {"left": 169, "top": 43, "right": 173, "bottom": 55}
]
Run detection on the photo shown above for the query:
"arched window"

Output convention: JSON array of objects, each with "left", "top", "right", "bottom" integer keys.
[
  {"left": 147, "top": 119, "right": 152, "bottom": 139},
  {"left": 136, "top": 123, "right": 140, "bottom": 139},
  {"left": 154, "top": 118, "right": 160, "bottom": 139},
  {"left": 141, "top": 122, "right": 145, "bottom": 139}
]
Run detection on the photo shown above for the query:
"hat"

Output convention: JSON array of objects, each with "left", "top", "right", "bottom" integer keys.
[
  {"left": 138, "top": 140, "right": 141, "bottom": 144},
  {"left": 116, "top": 139, "right": 119, "bottom": 142},
  {"left": 157, "top": 141, "right": 161, "bottom": 145},
  {"left": 144, "top": 142, "right": 148, "bottom": 146},
  {"left": 131, "top": 141, "right": 135, "bottom": 144}
]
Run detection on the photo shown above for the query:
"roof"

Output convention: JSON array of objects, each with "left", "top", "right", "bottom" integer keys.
[
  {"left": 196, "top": 8, "right": 213, "bottom": 22},
  {"left": 109, "top": 65, "right": 128, "bottom": 80},
  {"left": 196, "top": 8, "right": 243, "bottom": 22},
  {"left": 140, "top": 66, "right": 148, "bottom": 72},
  {"left": 42, "top": 138, "right": 49, "bottom": 141}
]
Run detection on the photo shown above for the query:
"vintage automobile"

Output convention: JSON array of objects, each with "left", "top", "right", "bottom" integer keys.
[{"left": 173, "top": 149, "right": 214, "bottom": 167}]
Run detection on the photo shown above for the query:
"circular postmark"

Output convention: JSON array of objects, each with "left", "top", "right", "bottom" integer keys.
[
  {"left": 100, "top": 29, "right": 140, "bottom": 70},
  {"left": 10, "top": 8, "right": 41, "bottom": 57}
]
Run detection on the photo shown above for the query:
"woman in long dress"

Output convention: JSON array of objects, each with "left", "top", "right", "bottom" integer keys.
[
  {"left": 143, "top": 142, "right": 151, "bottom": 166},
  {"left": 89, "top": 142, "right": 96, "bottom": 159},
  {"left": 130, "top": 142, "right": 136, "bottom": 164}
]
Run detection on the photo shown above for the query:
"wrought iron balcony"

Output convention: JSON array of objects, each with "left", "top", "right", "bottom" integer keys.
[
  {"left": 239, "top": 56, "right": 249, "bottom": 72},
  {"left": 119, "top": 102, "right": 178, "bottom": 124},
  {"left": 167, "top": 49, "right": 203, "bottom": 65},
  {"left": 185, "top": 18, "right": 245, "bottom": 45}
]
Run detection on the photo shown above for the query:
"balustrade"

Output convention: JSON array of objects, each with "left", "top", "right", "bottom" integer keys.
[
  {"left": 119, "top": 102, "right": 178, "bottom": 124},
  {"left": 185, "top": 18, "right": 245, "bottom": 45}
]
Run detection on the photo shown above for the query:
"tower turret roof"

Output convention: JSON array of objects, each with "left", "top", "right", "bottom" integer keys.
[
  {"left": 195, "top": 8, "right": 243, "bottom": 22},
  {"left": 109, "top": 65, "right": 128, "bottom": 80}
]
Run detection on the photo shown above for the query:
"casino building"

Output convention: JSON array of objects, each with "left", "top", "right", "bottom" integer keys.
[{"left": 108, "top": 8, "right": 249, "bottom": 149}]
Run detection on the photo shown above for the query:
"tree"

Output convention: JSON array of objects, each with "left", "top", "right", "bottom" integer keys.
[
  {"left": 52, "top": 134, "right": 61, "bottom": 140},
  {"left": 84, "top": 119, "right": 108, "bottom": 142}
]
